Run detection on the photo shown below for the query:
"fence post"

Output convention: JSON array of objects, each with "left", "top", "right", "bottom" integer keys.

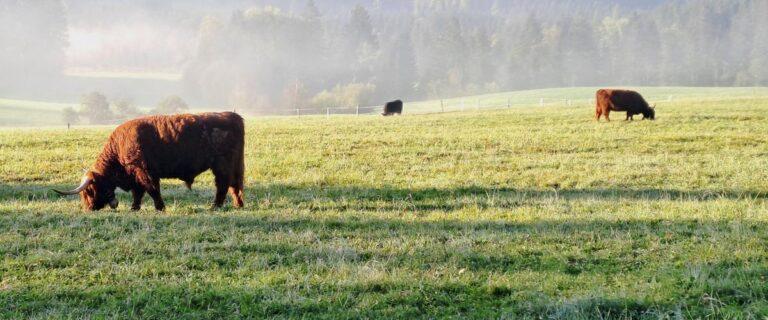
[
  {"left": 296, "top": 109, "right": 300, "bottom": 117},
  {"left": 441, "top": 99, "right": 444, "bottom": 113},
  {"left": 326, "top": 108, "right": 330, "bottom": 118},
  {"left": 567, "top": 99, "right": 572, "bottom": 107},
  {"left": 356, "top": 105, "right": 360, "bottom": 116},
  {"left": 539, "top": 98, "right": 544, "bottom": 106},
  {"left": 67, "top": 123, "right": 70, "bottom": 130},
  {"left": 507, "top": 98, "right": 511, "bottom": 108}
]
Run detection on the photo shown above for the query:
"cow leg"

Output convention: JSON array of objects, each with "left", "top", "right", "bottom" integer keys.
[
  {"left": 211, "top": 162, "right": 233, "bottom": 208},
  {"left": 129, "top": 167, "right": 165, "bottom": 211},
  {"left": 228, "top": 187, "right": 244, "bottom": 208},
  {"left": 131, "top": 188, "right": 145, "bottom": 211},
  {"left": 146, "top": 180, "right": 165, "bottom": 211},
  {"left": 183, "top": 177, "right": 194, "bottom": 190},
  {"left": 604, "top": 110, "right": 611, "bottom": 122},
  {"left": 140, "top": 176, "right": 164, "bottom": 211},
  {"left": 213, "top": 174, "right": 230, "bottom": 208},
  {"left": 228, "top": 154, "right": 245, "bottom": 208},
  {"left": 595, "top": 109, "right": 602, "bottom": 121},
  {"left": 625, "top": 113, "right": 631, "bottom": 121}
]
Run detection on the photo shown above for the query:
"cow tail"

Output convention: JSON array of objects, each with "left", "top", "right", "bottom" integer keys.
[
  {"left": 235, "top": 147, "right": 245, "bottom": 190},
  {"left": 234, "top": 117, "right": 245, "bottom": 191}
]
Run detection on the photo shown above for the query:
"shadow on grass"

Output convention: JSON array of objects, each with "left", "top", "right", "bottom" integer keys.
[
  {"left": 0, "top": 211, "right": 764, "bottom": 275},
  {"left": 245, "top": 183, "right": 767, "bottom": 209},
  {"left": 0, "top": 285, "right": 691, "bottom": 319},
  {"left": 1, "top": 264, "right": 765, "bottom": 319},
  {"left": 1, "top": 184, "right": 767, "bottom": 318},
  {"left": 1, "top": 181, "right": 766, "bottom": 214}
]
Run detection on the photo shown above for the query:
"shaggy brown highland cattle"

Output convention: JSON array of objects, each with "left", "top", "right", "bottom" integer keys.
[
  {"left": 54, "top": 112, "right": 245, "bottom": 211},
  {"left": 595, "top": 89, "right": 656, "bottom": 121}
]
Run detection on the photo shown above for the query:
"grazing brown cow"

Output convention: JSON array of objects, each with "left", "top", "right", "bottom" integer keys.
[
  {"left": 595, "top": 89, "right": 655, "bottom": 121},
  {"left": 54, "top": 112, "right": 245, "bottom": 211}
]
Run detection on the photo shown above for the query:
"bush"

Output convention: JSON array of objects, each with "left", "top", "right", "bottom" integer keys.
[
  {"left": 113, "top": 99, "right": 144, "bottom": 120},
  {"left": 79, "top": 92, "right": 113, "bottom": 125},
  {"left": 62, "top": 107, "right": 79, "bottom": 125},
  {"left": 151, "top": 96, "right": 189, "bottom": 115},
  {"left": 310, "top": 83, "right": 376, "bottom": 108}
]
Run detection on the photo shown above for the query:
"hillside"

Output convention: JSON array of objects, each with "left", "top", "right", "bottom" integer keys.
[
  {"left": 3, "top": 87, "right": 767, "bottom": 127},
  {"left": 1, "top": 91, "right": 767, "bottom": 318}
]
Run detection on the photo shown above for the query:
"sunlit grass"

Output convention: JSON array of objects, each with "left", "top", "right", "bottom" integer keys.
[{"left": 1, "top": 89, "right": 768, "bottom": 318}]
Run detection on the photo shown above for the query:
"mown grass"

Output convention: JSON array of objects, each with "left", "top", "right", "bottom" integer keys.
[{"left": 1, "top": 88, "right": 768, "bottom": 318}]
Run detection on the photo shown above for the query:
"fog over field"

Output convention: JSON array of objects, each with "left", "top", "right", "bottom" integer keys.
[
  {"left": 4, "top": 2, "right": 768, "bottom": 318},
  {"left": 1, "top": 0, "right": 766, "bottom": 114}
]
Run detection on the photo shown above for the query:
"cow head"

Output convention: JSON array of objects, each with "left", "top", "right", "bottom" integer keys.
[
  {"left": 53, "top": 170, "right": 118, "bottom": 211},
  {"left": 643, "top": 105, "right": 656, "bottom": 120}
]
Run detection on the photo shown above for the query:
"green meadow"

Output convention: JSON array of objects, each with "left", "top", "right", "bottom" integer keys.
[{"left": 1, "top": 88, "right": 768, "bottom": 318}]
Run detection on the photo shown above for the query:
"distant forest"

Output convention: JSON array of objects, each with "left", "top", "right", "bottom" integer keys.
[
  {"left": 2, "top": 0, "right": 767, "bottom": 113},
  {"left": 185, "top": 0, "right": 768, "bottom": 113}
]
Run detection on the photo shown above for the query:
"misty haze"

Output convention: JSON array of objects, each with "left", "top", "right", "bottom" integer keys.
[
  {"left": 3, "top": 1, "right": 768, "bottom": 318},
  {"left": 1, "top": 0, "right": 767, "bottom": 125}
]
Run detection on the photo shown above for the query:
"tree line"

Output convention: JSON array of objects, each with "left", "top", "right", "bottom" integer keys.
[
  {"left": 63, "top": 93, "right": 190, "bottom": 125},
  {"left": 3, "top": 0, "right": 767, "bottom": 117},
  {"left": 183, "top": 0, "right": 768, "bottom": 114}
]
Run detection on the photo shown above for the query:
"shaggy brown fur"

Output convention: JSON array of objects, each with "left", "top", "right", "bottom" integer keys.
[
  {"left": 60, "top": 112, "right": 245, "bottom": 211},
  {"left": 595, "top": 89, "right": 655, "bottom": 121}
]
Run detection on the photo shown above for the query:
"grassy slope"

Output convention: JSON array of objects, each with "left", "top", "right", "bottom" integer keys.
[
  {"left": 4, "top": 86, "right": 768, "bottom": 127},
  {"left": 0, "top": 72, "right": 183, "bottom": 127},
  {"left": 0, "top": 99, "right": 75, "bottom": 127},
  {"left": 1, "top": 90, "right": 768, "bottom": 318}
]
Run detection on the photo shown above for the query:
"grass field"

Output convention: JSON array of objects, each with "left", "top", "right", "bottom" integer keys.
[
  {"left": 0, "top": 98, "right": 75, "bottom": 127},
  {"left": 1, "top": 88, "right": 768, "bottom": 318},
  {"left": 5, "top": 86, "right": 767, "bottom": 128}
]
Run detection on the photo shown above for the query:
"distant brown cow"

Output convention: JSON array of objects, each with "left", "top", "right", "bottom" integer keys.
[
  {"left": 54, "top": 112, "right": 245, "bottom": 211},
  {"left": 595, "top": 89, "right": 655, "bottom": 121}
]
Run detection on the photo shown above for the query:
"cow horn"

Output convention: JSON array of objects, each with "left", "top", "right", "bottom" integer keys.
[
  {"left": 652, "top": 104, "right": 656, "bottom": 109},
  {"left": 52, "top": 176, "right": 93, "bottom": 195}
]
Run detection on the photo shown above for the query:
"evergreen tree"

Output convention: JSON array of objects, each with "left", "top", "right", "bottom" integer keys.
[
  {"left": 376, "top": 32, "right": 418, "bottom": 100},
  {"left": 505, "top": 15, "right": 544, "bottom": 89},
  {"left": 348, "top": 5, "right": 377, "bottom": 49}
]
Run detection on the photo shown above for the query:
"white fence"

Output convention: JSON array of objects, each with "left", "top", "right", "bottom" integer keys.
[
  {"left": 273, "top": 94, "right": 676, "bottom": 118},
  {"left": 65, "top": 95, "right": 678, "bottom": 129}
]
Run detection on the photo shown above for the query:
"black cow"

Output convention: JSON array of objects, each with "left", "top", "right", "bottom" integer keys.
[{"left": 382, "top": 100, "right": 403, "bottom": 116}]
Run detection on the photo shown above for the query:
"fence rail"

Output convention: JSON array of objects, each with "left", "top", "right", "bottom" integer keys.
[
  {"left": 64, "top": 95, "right": 680, "bottom": 128},
  {"left": 265, "top": 95, "right": 677, "bottom": 119}
]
